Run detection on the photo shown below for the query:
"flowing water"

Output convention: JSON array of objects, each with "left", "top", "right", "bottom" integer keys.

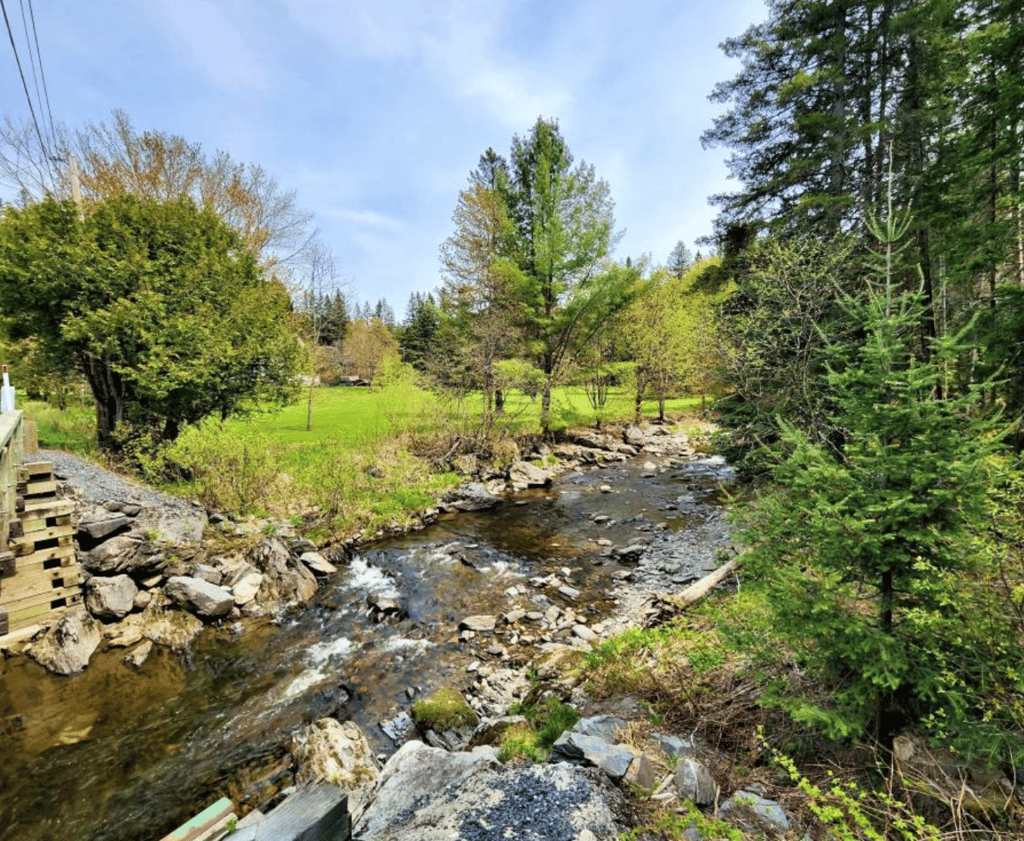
[{"left": 0, "top": 450, "right": 731, "bottom": 841}]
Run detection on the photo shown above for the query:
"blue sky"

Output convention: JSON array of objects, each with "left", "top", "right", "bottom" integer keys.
[{"left": 1, "top": 0, "right": 768, "bottom": 314}]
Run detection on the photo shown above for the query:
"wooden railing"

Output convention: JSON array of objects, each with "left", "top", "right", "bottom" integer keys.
[{"left": 0, "top": 410, "right": 24, "bottom": 552}]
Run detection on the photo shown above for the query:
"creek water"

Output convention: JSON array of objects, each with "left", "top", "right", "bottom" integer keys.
[{"left": 0, "top": 449, "right": 731, "bottom": 841}]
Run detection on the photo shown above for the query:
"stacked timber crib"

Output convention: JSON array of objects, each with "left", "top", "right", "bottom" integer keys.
[{"left": 1, "top": 411, "right": 82, "bottom": 637}]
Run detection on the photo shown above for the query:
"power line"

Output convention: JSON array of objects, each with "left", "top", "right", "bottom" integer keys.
[
  {"left": 0, "top": 0, "right": 52, "bottom": 183},
  {"left": 26, "top": 0, "right": 57, "bottom": 154},
  {"left": 17, "top": 0, "right": 51, "bottom": 153}
]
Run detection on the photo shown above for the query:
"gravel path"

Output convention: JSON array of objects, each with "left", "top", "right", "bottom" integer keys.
[{"left": 27, "top": 449, "right": 191, "bottom": 509}]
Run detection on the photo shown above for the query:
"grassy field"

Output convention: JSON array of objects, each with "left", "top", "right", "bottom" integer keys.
[{"left": 21, "top": 384, "right": 706, "bottom": 539}]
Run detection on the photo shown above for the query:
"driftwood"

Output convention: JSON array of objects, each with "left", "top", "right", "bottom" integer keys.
[{"left": 641, "top": 559, "right": 741, "bottom": 628}]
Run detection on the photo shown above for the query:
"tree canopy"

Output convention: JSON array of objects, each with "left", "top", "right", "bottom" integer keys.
[{"left": 0, "top": 194, "right": 301, "bottom": 448}]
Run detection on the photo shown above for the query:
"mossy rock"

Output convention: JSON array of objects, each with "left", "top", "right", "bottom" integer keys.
[{"left": 411, "top": 687, "right": 478, "bottom": 734}]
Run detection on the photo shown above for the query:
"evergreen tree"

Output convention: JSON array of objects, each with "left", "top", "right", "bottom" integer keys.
[{"left": 667, "top": 240, "right": 693, "bottom": 277}]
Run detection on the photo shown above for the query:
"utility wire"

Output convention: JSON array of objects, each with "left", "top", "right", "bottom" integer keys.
[
  {"left": 18, "top": 0, "right": 50, "bottom": 152},
  {"left": 0, "top": 0, "right": 53, "bottom": 186},
  {"left": 26, "top": 0, "right": 57, "bottom": 155}
]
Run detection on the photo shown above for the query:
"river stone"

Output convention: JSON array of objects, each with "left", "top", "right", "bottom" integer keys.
[
  {"left": 133, "top": 589, "right": 152, "bottom": 611},
  {"left": 26, "top": 608, "right": 101, "bottom": 675},
  {"left": 572, "top": 715, "right": 628, "bottom": 745},
  {"left": 231, "top": 569, "right": 264, "bottom": 606},
  {"left": 379, "top": 711, "right": 414, "bottom": 744},
  {"left": 124, "top": 639, "right": 153, "bottom": 669},
  {"left": 138, "top": 592, "right": 205, "bottom": 650},
  {"left": 164, "top": 576, "right": 234, "bottom": 618},
  {"left": 459, "top": 614, "right": 497, "bottom": 632},
  {"left": 508, "top": 460, "right": 552, "bottom": 491},
  {"left": 355, "top": 745, "right": 622, "bottom": 841},
  {"left": 719, "top": 791, "right": 791, "bottom": 832},
  {"left": 572, "top": 624, "right": 597, "bottom": 643},
  {"left": 300, "top": 551, "right": 338, "bottom": 576},
  {"left": 132, "top": 503, "right": 206, "bottom": 545},
  {"left": 623, "top": 425, "right": 646, "bottom": 447},
  {"left": 674, "top": 756, "right": 717, "bottom": 805},
  {"left": 82, "top": 535, "right": 143, "bottom": 574},
  {"left": 442, "top": 483, "right": 501, "bottom": 512},
  {"left": 84, "top": 573, "right": 138, "bottom": 620},
  {"left": 550, "top": 732, "right": 635, "bottom": 782},
  {"left": 292, "top": 718, "right": 380, "bottom": 789}
]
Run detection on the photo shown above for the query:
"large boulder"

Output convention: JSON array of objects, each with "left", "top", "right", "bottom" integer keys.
[
  {"left": 674, "top": 756, "right": 717, "bottom": 805},
  {"left": 441, "top": 483, "right": 501, "bottom": 512},
  {"left": 26, "top": 608, "right": 101, "bottom": 675},
  {"left": 131, "top": 503, "right": 206, "bottom": 545},
  {"left": 82, "top": 535, "right": 144, "bottom": 575},
  {"left": 84, "top": 574, "right": 138, "bottom": 620},
  {"left": 164, "top": 576, "right": 234, "bottom": 619},
  {"left": 134, "top": 591, "right": 205, "bottom": 650},
  {"left": 291, "top": 718, "right": 380, "bottom": 789},
  {"left": 550, "top": 731, "right": 635, "bottom": 782},
  {"left": 354, "top": 741, "right": 624, "bottom": 841},
  {"left": 508, "top": 461, "right": 552, "bottom": 492}
]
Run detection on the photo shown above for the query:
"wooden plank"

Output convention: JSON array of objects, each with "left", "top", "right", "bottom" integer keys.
[
  {"left": 2, "top": 583, "right": 82, "bottom": 612},
  {"left": 20, "top": 513, "right": 72, "bottom": 534},
  {"left": 10, "top": 526, "right": 74, "bottom": 555},
  {"left": 14, "top": 542, "right": 75, "bottom": 569},
  {"left": 229, "top": 785, "right": 349, "bottom": 841},
  {"left": 0, "top": 606, "right": 7, "bottom": 636},
  {"left": 5, "top": 592, "right": 81, "bottom": 629},
  {"left": 22, "top": 498, "right": 75, "bottom": 517},
  {"left": 18, "top": 462, "right": 53, "bottom": 479},
  {"left": 0, "top": 551, "right": 15, "bottom": 578},
  {"left": 0, "top": 623, "right": 39, "bottom": 648},
  {"left": 23, "top": 478, "right": 57, "bottom": 497},
  {"left": 1, "top": 568, "right": 80, "bottom": 603},
  {"left": 158, "top": 798, "right": 235, "bottom": 841}
]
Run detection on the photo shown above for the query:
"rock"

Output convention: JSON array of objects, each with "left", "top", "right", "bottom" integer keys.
[
  {"left": 572, "top": 624, "right": 597, "bottom": 642},
  {"left": 674, "top": 756, "right": 717, "bottom": 805},
  {"left": 249, "top": 536, "right": 293, "bottom": 575},
  {"left": 103, "top": 500, "right": 143, "bottom": 517},
  {"left": 459, "top": 614, "right": 497, "bottom": 632},
  {"left": 84, "top": 574, "right": 139, "bottom": 620},
  {"left": 572, "top": 715, "right": 628, "bottom": 744},
  {"left": 441, "top": 483, "right": 501, "bottom": 512},
  {"left": 379, "top": 711, "right": 414, "bottom": 744},
  {"left": 598, "top": 486, "right": 612, "bottom": 494},
  {"left": 124, "top": 639, "right": 153, "bottom": 669},
  {"left": 103, "top": 615, "right": 145, "bottom": 648},
  {"left": 300, "top": 551, "right": 338, "bottom": 576},
  {"left": 291, "top": 718, "right": 380, "bottom": 789},
  {"left": 504, "top": 609, "right": 527, "bottom": 624},
  {"left": 138, "top": 592, "right": 204, "bottom": 651},
  {"left": 354, "top": 741, "right": 623, "bottom": 841},
  {"left": 25, "top": 609, "right": 101, "bottom": 675},
  {"left": 624, "top": 425, "right": 646, "bottom": 447},
  {"left": 132, "top": 503, "right": 206, "bottom": 545},
  {"left": 164, "top": 576, "right": 234, "bottom": 619},
  {"left": 624, "top": 750, "right": 659, "bottom": 790},
  {"left": 508, "top": 460, "right": 552, "bottom": 491},
  {"left": 614, "top": 544, "right": 647, "bottom": 563},
  {"left": 657, "top": 733, "right": 696, "bottom": 758},
  {"left": 557, "top": 585, "right": 580, "bottom": 601},
  {"left": 550, "top": 732, "right": 635, "bottom": 782},
  {"left": 367, "top": 594, "right": 406, "bottom": 623},
  {"left": 719, "top": 791, "right": 791, "bottom": 832},
  {"left": 230, "top": 569, "right": 264, "bottom": 606},
  {"left": 82, "top": 535, "right": 144, "bottom": 575},
  {"left": 133, "top": 589, "right": 152, "bottom": 611},
  {"left": 192, "top": 563, "right": 222, "bottom": 585},
  {"left": 77, "top": 514, "right": 131, "bottom": 542},
  {"left": 642, "top": 460, "right": 658, "bottom": 472}
]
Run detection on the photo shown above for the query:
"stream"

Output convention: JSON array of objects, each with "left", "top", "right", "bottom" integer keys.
[{"left": 0, "top": 447, "right": 732, "bottom": 841}]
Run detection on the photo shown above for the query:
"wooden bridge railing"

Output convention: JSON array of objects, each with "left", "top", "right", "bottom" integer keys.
[{"left": 0, "top": 410, "right": 24, "bottom": 552}]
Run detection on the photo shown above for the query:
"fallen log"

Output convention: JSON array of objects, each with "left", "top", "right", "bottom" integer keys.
[{"left": 675, "top": 558, "right": 739, "bottom": 606}]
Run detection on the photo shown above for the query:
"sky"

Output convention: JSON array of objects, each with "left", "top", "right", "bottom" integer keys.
[{"left": 1, "top": 0, "right": 768, "bottom": 315}]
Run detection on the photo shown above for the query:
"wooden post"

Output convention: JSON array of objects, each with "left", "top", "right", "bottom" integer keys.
[{"left": 0, "top": 411, "right": 25, "bottom": 552}]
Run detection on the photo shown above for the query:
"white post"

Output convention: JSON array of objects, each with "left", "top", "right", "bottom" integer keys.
[{"left": 1, "top": 365, "right": 15, "bottom": 413}]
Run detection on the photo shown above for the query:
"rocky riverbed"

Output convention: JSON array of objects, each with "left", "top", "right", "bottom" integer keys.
[{"left": 0, "top": 421, "right": 805, "bottom": 841}]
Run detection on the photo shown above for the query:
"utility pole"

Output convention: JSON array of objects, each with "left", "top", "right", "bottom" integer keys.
[{"left": 69, "top": 155, "right": 82, "bottom": 210}]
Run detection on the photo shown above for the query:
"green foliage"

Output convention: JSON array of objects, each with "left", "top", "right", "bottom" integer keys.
[
  {"left": 500, "top": 696, "right": 579, "bottom": 762},
  {"left": 411, "top": 687, "right": 479, "bottom": 733},
  {"left": 621, "top": 801, "right": 743, "bottom": 841},
  {"left": 0, "top": 195, "right": 301, "bottom": 449},
  {"left": 734, "top": 255, "right": 1012, "bottom": 746}
]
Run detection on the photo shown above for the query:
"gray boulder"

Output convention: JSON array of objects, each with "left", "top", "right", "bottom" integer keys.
[
  {"left": 132, "top": 503, "right": 206, "bottom": 545},
  {"left": 354, "top": 740, "right": 623, "bottom": 841},
  {"left": 82, "top": 535, "right": 144, "bottom": 575},
  {"left": 78, "top": 514, "right": 131, "bottom": 542},
  {"left": 26, "top": 608, "right": 101, "bottom": 675},
  {"left": 291, "top": 718, "right": 380, "bottom": 789},
  {"left": 84, "top": 574, "right": 138, "bottom": 620},
  {"left": 508, "top": 460, "right": 552, "bottom": 491},
  {"left": 164, "top": 576, "right": 234, "bottom": 619},
  {"left": 459, "top": 614, "right": 497, "bottom": 632},
  {"left": 550, "top": 731, "right": 636, "bottom": 782},
  {"left": 441, "top": 483, "right": 501, "bottom": 512},
  {"left": 299, "top": 551, "right": 337, "bottom": 576},
  {"left": 572, "top": 715, "right": 627, "bottom": 744},
  {"left": 674, "top": 756, "right": 717, "bottom": 805},
  {"left": 719, "top": 791, "right": 791, "bottom": 832}
]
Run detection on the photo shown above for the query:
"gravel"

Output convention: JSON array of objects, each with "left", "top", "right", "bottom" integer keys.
[{"left": 28, "top": 449, "right": 192, "bottom": 510}]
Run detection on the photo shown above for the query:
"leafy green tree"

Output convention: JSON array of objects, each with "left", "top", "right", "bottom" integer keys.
[
  {"left": 0, "top": 195, "right": 301, "bottom": 448},
  {"left": 503, "top": 117, "right": 628, "bottom": 432}
]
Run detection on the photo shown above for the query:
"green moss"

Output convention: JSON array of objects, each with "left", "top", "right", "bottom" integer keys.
[{"left": 411, "top": 687, "right": 478, "bottom": 733}]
